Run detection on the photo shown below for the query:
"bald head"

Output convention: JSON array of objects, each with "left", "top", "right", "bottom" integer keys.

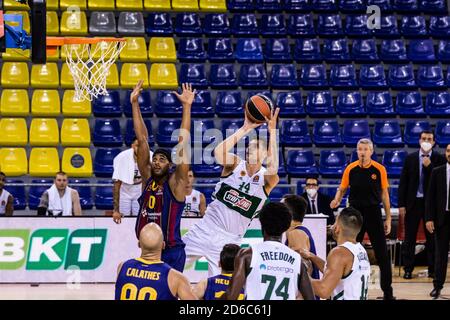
[{"left": 139, "top": 223, "right": 164, "bottom": 253}]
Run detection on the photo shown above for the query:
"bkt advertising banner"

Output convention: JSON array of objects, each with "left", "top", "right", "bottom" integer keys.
[{"left": 0, "top": 216, "right": 327, "bottom": 283}]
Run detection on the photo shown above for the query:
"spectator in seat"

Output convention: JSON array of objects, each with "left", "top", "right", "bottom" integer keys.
[
  {"left": 300, "top": 177, "right": 336, "bottom": 226},
  {"left": 0, "top": 172, "right": 14, "bottom": 216},
  {"left": 183, "top": 169, "right": 206, "bottom": 217}
]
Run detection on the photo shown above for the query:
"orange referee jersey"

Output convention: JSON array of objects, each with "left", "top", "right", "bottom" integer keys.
[{"left": 340, "top": 160, "right": 389, "bottom": 207}]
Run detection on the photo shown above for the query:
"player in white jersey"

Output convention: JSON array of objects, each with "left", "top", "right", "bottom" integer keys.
[
  {"left": 300, "top": 207, "right": 371, "bottom": 300},
  {"left": 183, "top": 169, "right": 206, "bottom": 217},
  {"left": 223, "top": 202, "right": 314, "bottom": 300},
  {"left": 0, "top": 172, "right": 14, "bottom": 216},
  {"left": 183, "top": 108, "right": 281, "bottom": 276}
]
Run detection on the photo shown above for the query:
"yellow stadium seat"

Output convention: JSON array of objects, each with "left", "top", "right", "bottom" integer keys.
[
  {"left": 88, "top": 0, "right": 115, "bottom": 10},
  {"left": 199, "top": 0, "right": 227, "bottom": 11},
  {"left": 1, "top": 48, "right": 31, "bottom": 61},
  {"left": 62, "top": 148, "right": 93, "bottom": 177},
  {"left": 0, "top": 118, "right": 28, "bottom": 146},
  {"left": 29, "top": 148, "right": 60, "bottom": 177},
  {"left": 172, "top": 0, "right": 199, "bottom": 11},
  {"left": 144, "top": 0, "right": 170, "bottom": 10},
  {"left": 0, "top": 90, "right": 29, "bottom": 116},
  {"left": 148, "top": 37, "right": 176, "bottom": 63},
  {"left": 46, "top": 0, "right": 59, "bottom": 10},
  {"left": 59, "top": 0, "right": 87, "bottom": 10},
  {"left": 120, "top": 63, "right": 149, "bottom": 88},
  {"left": 46, "top": 11, "right": 59, "bottom": 36},
  {"left": 120, "top": 37, "right": 148, "bottom": 62},
  {"left": 5, "top": 11, "right": 30, "bottom": 33},
  {"left": 92, "top": 41, "right": 115, "bottom": 60},
  {"left": 106, "top": 64, "right": 120, "bottom": 89},
  {"left": 47, "top": 47, "right": 60, "bottom": 62},
  {"left": 149, "top": 63, "right": 178, "bottom": 89},
  {"left": 32, "top": 90, "right": 61, "bottom": 116},
  {"left": 60, "top": 63, "right": 75, "bottom": 88},
  {"left": 1, "top": 62, "right": 29, "bottom": 88},
  {"left": 4, "top": 0, "right": 29, "bottom": 9},
  {"left": 61, "top": 42, "right": 89, "bottom": 61},
  {"left": 0, "top": 148, "right": 28, "bottom": 176},
  {"left": 29, "top": 119, "right": 60, "bottom": 147},
  {"left": 31, "top": 63, "right": 60, "bottom": 89},
  {"left": 116, "top": 0, "right": 143, "bottom": 10},
  {"left": 61, "top": 119, "right": 91, "bottom": 147},
  {"left": 62, "top": 90, "right": 91, "bottom": 116},
  {"left": 60, "top": 10, "right": 88, "bottom": 35}
]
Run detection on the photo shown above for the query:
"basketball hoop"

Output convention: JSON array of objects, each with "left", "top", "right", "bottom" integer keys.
[{"left": 47, "top": 37, "right": 126, "bottom": 101}]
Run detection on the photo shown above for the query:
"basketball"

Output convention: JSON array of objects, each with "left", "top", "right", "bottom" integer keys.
[{"left": 245, "top": 94, "right": 274, "bottom": 124}]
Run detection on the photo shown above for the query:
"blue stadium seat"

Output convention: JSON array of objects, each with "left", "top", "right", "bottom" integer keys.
[
  {"left": 367, "top": 0, "right": 392, "bottom": 11},
  {"left": 232, "top": 14, "right": 259, "bottom": 36},
  {"left": 276, "top": 91, "right": 306, "bottom": 117},
  {"left": 222, "top": 119, "right": 244, "bottom": 137},
  {"left": 93, "top": 119, "right": 122, "bottom": 147},
  {"left": 345, "top": 15, "right": 371, "bottom": 37},
  {"left": 435, "top": 120, "right": 450, "bottom": 147},
  {"left": 95, "top": 180, "right": 113, "bottom": 210},
  {"left": 203, "top": 14, "right": 231, "bottom": 37},
  {"left": 208, "top": 38, "right": 234, "bottom": 62},
  {"left": 359, "top": 64, "right": 387, "bottom": 89},
  {"left": 269, "top": 186, "right": 292, "bottom": 202},
  {"left": 227, "top": 0, "right": 255, "bottom": 11},
  {"left": 374, "top": 16, "right": 400, "bottom": 37},
  {"left": 124, "top": 119, "right": 154, "bottom": 146},
  {"left": 319, "top": 150, "right": 347, "bottom": 178},
  {"left": 286, "top": 150, "right": 318, "bottom": 177},
  {"left": 154, "top": 91, "right": 182, "bottom": 117},
  {"left": 94, "top": 148, "right": 121, "bottom": 178},
  {"left": 373, "top": 120, "right": 403, "bottom": 147},
  {"left": 420, "top": 0, "right": 447, "bottom": 12},
  {"left": 29, "top": 179, "right": 52, "bottom": 210},
  {"left": 288, "top": 14, "right": 315, "bottom": 37},
  {"left": 342, "top": 119, "right": 370, "bottom": 146},
  {"left": 277, "top": 152, "right": 287, "bottom": 177},
  {"left": 323, "top": 38, "right": 350, "bottom": 62},
  {"left": 93, "top": 90, "right": 122, "bottom": 117},
  {"left": 265, "top": 38, "right": 292, "bottom": 62},
  {"left": 270, "top": 64, "right": 299, "bottom": 89},
  {"left": 336, "top": 91, "right": 366, "bottom": 116},
  {"left": 339, "top": 0, "right": 366, "bottom": 11},
  {"left": 439, "top": 41, "right": 450, "bottom": 62},
  {"left": 209, "top": 64, "right": 238, "bottom": 89},
  {"left": 317, "top": 14, "right": 343, "bottom": 37},
  {"left": 388, "top": 64, "right": 416, "bottom": 89},
  {"left": 380, "top": 39, "right": 407, "bottom": 62},
  {"left": 313, "top": 119, "right": 343, "bottom": 147},
  {"left": 352, "top": 39, "right": 379, "bottom": 62},
  {"left": 300, "top": 64, "right": 328, "bottom": 88},
  {"left": 123, "top": 90, "right": 152, "bottom": 117},
  {"left": 192, "top": 153, "right": 222, "bottom": 177},
  {"left": 284, "top": 0, "right": 310, "bottom": 11},
  {"left": 260, "top": 14, "right": 286, "bottom": 37},
  {"left": 393, "top": 0, "right": 419, "bottom": 11},
  {"left": 408, "top": 39, "right": 436, "bottom": 62},
  {"left": 448, "top": 66, "right": 450, "bottom": 86},
  {"left": 417, "top": 65, "right": 446, "bottom": 89},
  {"left": 247, "top": 91, "right": 272, "bottom": 102},
  {"left": 69, "top": 179, "right": 93, "bottom": 210},
  {"left": 350, "top": 150, "right": 378, "bottom": 163},
  {"left": 430, "top": 16, "right": 450, "bottom": 38},
  {"left": 175, "top": 13, "right": 202, "bottom": 36},
  {"left": 294, "top": 38, "right": 321, "bottom": 62},
  {"left": 146, "top": 13, "right": 173, "bottom": 36},
  {"left": 215, "top": 91, "right": 243, "bottom": 117},
  {"left": 426, "top": 91, "right": 450, "bottom": 117},
  {"left": 196, "top": 185, "right": 215, "bottom": 204},
  {"left": 390, "top": 185, "right": 399, "bottom": 208},
  {"left": 179, "top": 64, "right": 208, "bottom": 88},
  {"left": 191, "top": 119, "right": 216, "bottom": 145},
  {"left": 401, "top": 16, "right": 427, "bottom": 37},
  {"left": 382, "top": 150, "right": 407, "bottom": 178},
  {"left": 281, "top": 119, "right": 312, "bottom": 146},
  {"left": 306, "top": 91, "right": 335, "bottom": 117},
  {"left": 191, "top": 91, "right": 214, "bottom": 117},
  {"left": 239, "top": 64, "right": 268, "bottom": 88},
  {"left": 5, "top": 180, "right": 26, "bottom": 210},
  {"left": 235, "top": 38, "right": 263, "bottom": 63},
  {"left": 177, "top": 38, "right": 207, "bottom": 62},
  {"left": 156, "top": 119, "right": 182, "bottom": 147},
  {"left": 366, "top": 91, "right": 394, "bottom": 116},
  {"left": 396, "top": 91, "right": 426, "bottom": 117},
  {"left": 404, "top": 120, "right": 431, "bottom": 146},
  {"left": 311, "top": 0, "right": 338, "bottom": 11},
  {"left": 329, "top": 64, "right": 358, "bottom": 88}
]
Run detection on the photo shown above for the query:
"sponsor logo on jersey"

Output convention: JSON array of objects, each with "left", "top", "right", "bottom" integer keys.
[
  {"left": 371, "top": 174, "right": 377, "bottom": 180},
  {"left": 252, "top": 176, "right": 259, "bottom": 183},
  {"left": 240, "top": 171, "right": 246, "bottom": 177},
  {"left": 259, "top": 264, "right": 267, "bottom": 270},
  {"left": 223, "top": 190, "right": 252, "bottom": 211},
  {"left": 265, "top": 265, "right": 294, "bottom": 274},
  {"left": 192, "top": 197, "right": 197, "bottom": 202}
]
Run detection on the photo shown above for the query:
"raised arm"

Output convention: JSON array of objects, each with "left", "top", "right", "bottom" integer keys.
[
  {"left": 264, "top": 107, "right": 280, "bottom": 193},
  {"left": 300, "top": 248, "right": 326, "bottom": 273}
]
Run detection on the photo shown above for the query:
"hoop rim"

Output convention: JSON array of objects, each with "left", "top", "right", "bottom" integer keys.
[{"left": 46, "top": 37, "right": 127, "bottom": 47}]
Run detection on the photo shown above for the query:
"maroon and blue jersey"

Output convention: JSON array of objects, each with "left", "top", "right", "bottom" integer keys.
[
  {"left": 115, "top": 258, "right": 176, "bottom": 300},
  {"left": 204, "top": 273, "right": 245, "bottom": 300},
  {"left": 135, "top": 176, "right": 185, "bottom": 248}
]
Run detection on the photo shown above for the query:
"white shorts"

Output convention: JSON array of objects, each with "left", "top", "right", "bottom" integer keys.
[
  {"left": 119, "top": 198, "right": 140, "bottom": 216},
  {"left": 183, "top": 220, "right": 242, "bottom": 277}
]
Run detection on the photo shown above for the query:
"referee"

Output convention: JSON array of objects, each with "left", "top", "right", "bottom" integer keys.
[{"left": 330, "top": 139, "right": 395, "bottom": 300}]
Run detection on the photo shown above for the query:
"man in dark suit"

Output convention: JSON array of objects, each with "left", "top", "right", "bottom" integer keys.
[
  {"left": 398, "top": 130, "right": 446, "bottom": 280},
  {"left": 426, "top": 144, "right": 450, "bottom": 299},
  {"left": 301, "top": 177, "right": 336, "bottom": 226}
]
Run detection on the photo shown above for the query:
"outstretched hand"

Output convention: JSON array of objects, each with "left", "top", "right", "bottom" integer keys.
[
  {"left": 266, "top": 107, "right": 280, "bottom": 131},
  {"left": 173, "top": 83, "right": 196, "bottom": 106},
  {"left": 130, "top": 80, "right": 144, "bottom": 104},
  {"left": 243, "top": 109, "right": 263, "bottom": 131}
]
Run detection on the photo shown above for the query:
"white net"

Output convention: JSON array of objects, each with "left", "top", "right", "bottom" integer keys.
[{"left": 62, "top": 39, "right": 126, "bottom": 101}]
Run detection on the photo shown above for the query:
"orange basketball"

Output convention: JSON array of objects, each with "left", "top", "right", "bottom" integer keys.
[{"left": 245, "top": 94, "right": 274, "bottom": 124}]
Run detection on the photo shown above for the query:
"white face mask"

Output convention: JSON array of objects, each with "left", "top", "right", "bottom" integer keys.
[
  {"left": 420, "top": 141, "right": 433, "bottom": 153},
  {"left": 306, "top": 188, "right": 317, "bottom": 198}
]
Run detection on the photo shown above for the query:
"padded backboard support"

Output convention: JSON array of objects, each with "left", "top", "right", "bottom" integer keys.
[{"left": 31, "top": 0, "right": 46, "bottom": 64}]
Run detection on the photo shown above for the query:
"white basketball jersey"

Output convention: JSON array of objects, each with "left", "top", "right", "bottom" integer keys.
[
  {"left": 246, "top": 241, "right": 301, "bottom": 300},
  {"left": 201, "top": 160, "right": 269, "bottom": 237},
  {"left": 0, "top": 189, "right": 11, "bottom": 215},
  {"left": 330, "top": 242, "right": 371, "bottom": 300},
  {"left": 184, "top": 189, "right": 201, "bottom": 217}
]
